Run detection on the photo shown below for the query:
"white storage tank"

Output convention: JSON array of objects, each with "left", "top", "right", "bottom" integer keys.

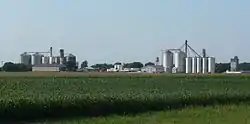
[
  {"left": 49, "top": 57, "right": 56, "bottom": 64},
  {"left": 202, "top": 57, "right": 208, "bottom": 74},
  {"left": 174, "top": 51, "right": 186, "bottom": 73},
  {"left": 42, "top": 56, "right": 50, "bottom": 64},
  {"left": 32, "top": 53, "right": 43, "bottom": 65},
  {"left": 197, "top": 57, "right": 202, "bottom": 73},
  {"left": 192, "top": 57, "right": 197, "bottom": 73},
  {"left": 60, "top": 57, "right": 65, "bottom": 64},
  {"left": 162, "top": 50, "right": 173, "bottom": 73},
  {"left": 55, "top": 56, "right": 60, "bottom": 64},
  {"left": 185, "top": 57, "right": 192, "bottom": 73},
  {"left": 208, "top": 57, "right": 216, "bottom": 73},
  {"left": 20, "top": 52, "right": 32, "bottom": 65}
]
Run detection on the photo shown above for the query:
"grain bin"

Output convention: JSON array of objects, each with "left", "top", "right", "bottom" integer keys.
[
  {"left": 202, "top": 57, "right": 208, "bottom": 74},
  {"left": 42, "top": 56, "right": 50, "bottom": 64},
  {"left": 192, "top": 57, "right": 197, "bottom": 73},
  {"left": 174, "top": 51, "right": 186, "bottom": 73},
  {"left": 162, "top": 50, "right": 173, "bottom": 72},
  {"left": 32, "top": 53, "right": 43, "bottom": 65},
  {"left": 185, "top": 57, "right": 192, "bottom": 73},
  {"left": 197, "top": 57, "right": 202, "bottom": 73},
  {"left": 20, "top": 52, "right": 32, "bottom": 65},
  {"left": 208, "top": 57, "right": 215, "bottom": 73}
]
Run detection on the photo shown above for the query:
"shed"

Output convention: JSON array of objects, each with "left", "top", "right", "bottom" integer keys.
[
  {"left": 141, "top": 65, "right": 164, "bottom": 73},
  {"left": 32, "top": 64, "right": 66, "bottom": 72}
]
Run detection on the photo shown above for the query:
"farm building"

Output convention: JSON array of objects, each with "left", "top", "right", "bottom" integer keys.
[
  {"left": 141, "top": 65, "right": 164, "bottom": 73},
  {"left": 32, "top": 64, "right": 66, "bottom": 72}
]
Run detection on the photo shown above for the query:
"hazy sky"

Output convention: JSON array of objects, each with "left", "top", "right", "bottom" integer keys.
[{"left": 0, "top": 0, "right": 249, "bottom": 66}]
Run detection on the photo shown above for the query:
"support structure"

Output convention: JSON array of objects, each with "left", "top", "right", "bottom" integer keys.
[
  {"left": 50, "top": 47, "right": 53, "bottom": 57},
  {"left": 25, "top": 47, "right": 52, "bottom": 56},
  {"left": 178, "top": 40, "right": 201, "bottom": 57},
  {"left": 185, "top": 40, "right": 188, "bottom": 57}
]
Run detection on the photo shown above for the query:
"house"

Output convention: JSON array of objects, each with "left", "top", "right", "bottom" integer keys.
[
  {"left": 114, "top": 62, "right": 123, "bottom": 71},
  {"left": 32, "top": 64, "right": 66, "bottom": 72},
  {"left": 141, "top": 65, "right": 164, "bottom": 73}
]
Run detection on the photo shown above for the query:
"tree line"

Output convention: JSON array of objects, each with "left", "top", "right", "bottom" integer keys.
[{"left": 1, "top": 60, "right": 250, "bottom": 73}]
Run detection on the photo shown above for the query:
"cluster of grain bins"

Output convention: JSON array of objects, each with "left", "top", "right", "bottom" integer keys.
[
  {"left": 185, "top": 57, "right": 215, "bottom": 74},
  {"left": 162, "top": 50, "right": 216, "bottom": 74},
  {"left": 20, "top": 48, "right": 77, "bottom": 69},
  {"left": 20, "top": 52, "right": 44, "bottom": 66}
]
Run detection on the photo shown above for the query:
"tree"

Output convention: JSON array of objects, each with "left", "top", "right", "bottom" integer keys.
[
  {"left": 123, "top": 62, "right": 144, "bottom": 68},
  {"left": 81, "top": 60, "right": 88, "bottom": 68},
  {"left": 215, "top": 63, "right": 230, "bottom": 73},
  {"left": 65, "top": 61, "right": 77, "bottom": 71},
  {"left": 145, "top": 62, "right": 155, "bottom": 66},
  {"left": 91, "top": 63, "right": 113, "bottom": 70},
  {"left": 2, "top": 62, "right": 31, "bottom": 72},
  {"left": 238, "top": 62, "right": 250, "bottom": 71}
]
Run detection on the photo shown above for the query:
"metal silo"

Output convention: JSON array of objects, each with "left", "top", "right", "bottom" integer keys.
[
  {"left": 230, "top": 56, "right": 239, "bottom": 71},
  {"left": 196, "top": 57, "right": 202, "bottom": 73},
  {"left": 49, "top": 56, "right": 56, "bottom": 64},
  {"left": 192, "top": 57, "right": 197, "bottom": 73},
  {"left": 185, "top": 57, "right": 192, "bottom": 73},
  {"left": 208, "top": 57, "right": 215, "bottom": 73},
  {"left": 20, "top": 52, "right": 32, "bottom": 65},
  {"left": 42, "top": 56, "right": 50, "bottom": 64},
  {"left": 162, "top": 50, "right": 173, "bottom": 73},
  {"left": 60, "top": 57, "right": 65, "bottom": 64},
  {"left": 54, "top": 56, "right": 60, "bottom": 64},
  {"left": 174, "top": 51, "right": 185, "bottom": 73},
  {"left": 202, "top": 57, "right": 208, "bottom": 74},
  {"left": 32, "top": 53, "right": 43, "bottom": 65}
]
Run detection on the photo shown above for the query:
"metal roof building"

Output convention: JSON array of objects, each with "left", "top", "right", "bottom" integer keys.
[
  {"left": 141, "top": 65, "right": 164, "bottom": 73},
  {"left": 32, "top": 64, "right": 66, "bottom": 72}
]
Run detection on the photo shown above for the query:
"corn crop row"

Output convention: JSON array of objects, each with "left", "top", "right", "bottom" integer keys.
[{"left": 0, "top": 75, "right": 249, "bottom": 122}]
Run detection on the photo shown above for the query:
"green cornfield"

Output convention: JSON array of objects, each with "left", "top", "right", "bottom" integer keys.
[{"left": 0, "top": 72, "right": 250, "bottom": 122}]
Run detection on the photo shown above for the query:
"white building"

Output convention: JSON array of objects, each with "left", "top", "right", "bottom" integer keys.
[
  {"left": 141, "top": 65, "right": 164, "bottom": 73},
  {"left": 114, "top": 62, "right": 123, "bottom": 71},
  {"left": 32, "top": 64, "right": 66, "bottom": 72}
]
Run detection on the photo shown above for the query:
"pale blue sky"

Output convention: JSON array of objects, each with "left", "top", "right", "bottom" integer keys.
[{"left": 0, "top": 0, "right": 249, "bottom": 66}]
